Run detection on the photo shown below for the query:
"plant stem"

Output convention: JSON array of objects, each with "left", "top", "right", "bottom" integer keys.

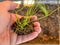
[{"left": 29, "top": 6, "right": 60, "bottom": 23}]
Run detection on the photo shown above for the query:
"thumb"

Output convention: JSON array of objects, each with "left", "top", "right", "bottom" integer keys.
[
  {"left": 10, "top": 13, "right": 23, "bottom": 26},
  {"left": 2, "top": 1, "right": 18, "bottom": 11}
]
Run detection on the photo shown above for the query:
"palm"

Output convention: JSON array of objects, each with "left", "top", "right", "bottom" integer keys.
[
  {"left": 0, "top": 1, "right": 41, "bottom": 45},
  {"left": 9, "top": 14, "right": 41, "bottom": 45}
]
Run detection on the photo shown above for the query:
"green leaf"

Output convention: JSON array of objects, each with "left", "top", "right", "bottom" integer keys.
[{"left": 38, "top": 4, "right": 49, "bottom": 16}]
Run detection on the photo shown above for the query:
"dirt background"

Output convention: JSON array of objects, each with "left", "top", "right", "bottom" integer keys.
[{"left": 19, "top": 4, "right": 60, "bottom": 45}]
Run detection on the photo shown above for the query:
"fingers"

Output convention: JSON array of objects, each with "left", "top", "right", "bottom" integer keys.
[
  {"left": 33, "top": 22, "right": 41, "bottom": 33},
  {"left": 30, "top": 15, "right": 37, "bottom": 21},
  {"left": 9, "top": 2, "right": 18, "bottom": 10},
  {"left": 2, "top": 1, "right": 18, "bottom": 10},
  {"left": 30, "top": 15, "right": 41, "bottom": 33},
  {"left": 16, "top": 22, "right": 41, "bottom": 44},
  {"left": 16, "top": 32, "right": 38, "bottom": 44},
  {"left": 10, "top": 15, "right": 37, "bottom": 25}
]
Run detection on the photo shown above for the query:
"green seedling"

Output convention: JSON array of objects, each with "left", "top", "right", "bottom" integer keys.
[
  {"left": 37, "top": 4, "right": 49, "bottom": 16},
  {"left": 16, "top": 5, "right": 36, "bottom": 29},
  {"left": 12, "top": 3, "right": 60, "bottom": 35},
  {"left": 13, "top": 4, "right": 38, "bottom": 33}
]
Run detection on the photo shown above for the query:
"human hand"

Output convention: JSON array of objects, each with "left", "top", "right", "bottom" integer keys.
[
  {"left": 10, "top": 14, "right": 41, "bottom": 45},
  {"left": 0, "top": 1, "right": 41, "bottom": 45}
]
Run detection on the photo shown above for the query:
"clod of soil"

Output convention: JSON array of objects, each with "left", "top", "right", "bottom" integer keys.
[{"left": 11, "top": 18, "right": 34, "bottom": 35}]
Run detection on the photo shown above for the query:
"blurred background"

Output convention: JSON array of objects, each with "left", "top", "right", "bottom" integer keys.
[{"left": 0, "top": 0, "right": 59, "bottom": 45}]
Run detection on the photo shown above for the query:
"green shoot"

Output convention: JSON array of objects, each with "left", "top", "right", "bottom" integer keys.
[
  {"left": 19, "top": 4, "right": 38, "bottom": 28},
  {"left": 14, "top": 4, "right": 38, "bottom": 32},
  {"left": 37, "top": 4, "right": 49, "bottom": 16},
  {"left": 14, "top": 3, "right": 49, "bottom": 32},
  {"left": 29, "top": 5, "right": 60, "bottom": 23}
]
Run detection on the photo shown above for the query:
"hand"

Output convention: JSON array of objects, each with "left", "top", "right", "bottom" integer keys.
[
  {"left": 0, "top": 1, "right": 41, "bottom": 45},
  {"left": 0, "top": 1, "right": 17, "bottom": 34},
  {"left": 10, "top": 15, "right": 41, "bottom": 45},
  {"left": 0, "top": 1, "right": 17, "bottom": 45}
]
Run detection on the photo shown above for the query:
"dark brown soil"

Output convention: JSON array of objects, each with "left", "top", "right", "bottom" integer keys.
[{"left": 11, "top": 18, "right": 34, "bottom": 35}]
